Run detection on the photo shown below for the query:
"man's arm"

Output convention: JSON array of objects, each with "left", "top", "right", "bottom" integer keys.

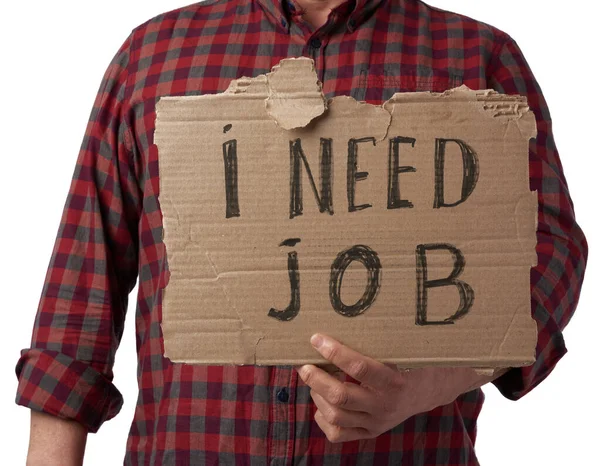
[
  {"left": 15, "top": 31, "right": 141, "bottom": 457},
  {"left": 27, "top": 411, "right": 87, "bottom": 466},
  {"left": 296, "top": 31, "right": 588, "bottom": 444},
  {"left": 486, "top": 33, "right": 588, "bottom": 400}
]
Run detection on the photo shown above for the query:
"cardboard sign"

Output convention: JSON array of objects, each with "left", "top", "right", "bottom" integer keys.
[{"left": 155, "top": 58, "right": 538, "bottom": 368}]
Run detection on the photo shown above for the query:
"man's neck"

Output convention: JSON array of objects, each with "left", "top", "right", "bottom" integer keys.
[{"left": 294, "top": 0, "right": 348, "bottom": 30}]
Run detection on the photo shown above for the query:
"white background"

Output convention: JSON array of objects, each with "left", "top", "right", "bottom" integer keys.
[{"left": 0, "top": 1, "right": 597, "bottom": 464}]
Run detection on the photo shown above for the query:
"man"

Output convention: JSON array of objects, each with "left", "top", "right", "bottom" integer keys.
[{"left": 15, "top": 0, "right": 587, "bottom": 465}]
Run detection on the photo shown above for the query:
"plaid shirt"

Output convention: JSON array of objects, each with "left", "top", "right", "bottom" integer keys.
[{"left": 15, "top": 0, "right": 588, "bottom": 464}]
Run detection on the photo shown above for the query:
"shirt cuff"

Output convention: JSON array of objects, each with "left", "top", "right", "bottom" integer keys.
[
  {"left": 492, "top": 328, "right": 567, "bottom": 400},
  {"left": 14, "top": 348, "right": 123, "bottom": 433}
]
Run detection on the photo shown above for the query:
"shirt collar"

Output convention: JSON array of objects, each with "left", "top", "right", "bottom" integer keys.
[{"left": 256, "top": 0, "right": 386, "bottom": 33}]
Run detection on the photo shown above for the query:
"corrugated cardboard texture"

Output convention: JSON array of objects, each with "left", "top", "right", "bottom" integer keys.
[{"left": 155, "top": 58, "right": 538, "bottom": 368}]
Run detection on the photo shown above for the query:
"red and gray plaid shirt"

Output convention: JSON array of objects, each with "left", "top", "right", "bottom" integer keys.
[{"left": 15, "top": 0, "right": 588, "bottom": 464}]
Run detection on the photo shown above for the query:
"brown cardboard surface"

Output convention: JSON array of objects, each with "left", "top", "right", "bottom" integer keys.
[{"left": 155, "top": 58, "right": 538, "bottom": 368}]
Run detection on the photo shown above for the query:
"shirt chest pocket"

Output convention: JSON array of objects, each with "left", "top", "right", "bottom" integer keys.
[{"left": 351, "top": 64, "right": 463, "bottom": 103}]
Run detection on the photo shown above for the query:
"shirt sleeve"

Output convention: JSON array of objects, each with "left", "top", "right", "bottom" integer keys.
[
  {"left": 486, "top": 34, "right": 588, "bottom": 400},
  {"left": 14, "top": 34, "right": 142, "bottom": 433}
]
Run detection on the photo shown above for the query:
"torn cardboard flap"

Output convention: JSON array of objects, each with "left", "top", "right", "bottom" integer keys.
[
  {"left": 155, "top": 57, "right": 539, "bottom": 368},
  {"left": 265, "top": 58, "right": 327, "bottom": 130}
]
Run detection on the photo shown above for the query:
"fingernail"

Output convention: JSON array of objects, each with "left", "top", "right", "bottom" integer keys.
[{"left": 311, "top": 333, "right": 324, "bottom": 348}]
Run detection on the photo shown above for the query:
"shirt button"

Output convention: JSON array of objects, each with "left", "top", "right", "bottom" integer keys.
[
  {"left": 276, "top": 387, "right": 290, "bottom": 402},
  {"left": 309, "top": 38, "right": 322, "bottom": 49}
]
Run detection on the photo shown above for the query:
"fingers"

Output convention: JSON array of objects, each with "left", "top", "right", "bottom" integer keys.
[
  {"left": 309, "top": 334, "right": 404, "bottom": 391},
  {"left": 311, "top": 391, "right": 372, "bottom": 429},
  {"left": 314, "top": 410, "right": 375, "bottom": 443},
  {"left": 296, "top": 333, "right": 409, "bottom": 443},
  {"left": 296, "top": 364, "right": 379, "bottom": 412}
]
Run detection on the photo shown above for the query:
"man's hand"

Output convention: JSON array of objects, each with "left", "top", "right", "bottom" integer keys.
[{"left": 296, "top": 333, "right": 501, "bottom": 443}]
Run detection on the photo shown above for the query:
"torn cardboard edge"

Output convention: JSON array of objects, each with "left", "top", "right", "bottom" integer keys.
[
  {"left": 155, "top": 57, "right": 539, "bottom": 369},
  {"left": 159, "top": 57, "right": 535, "bottom": 137}
]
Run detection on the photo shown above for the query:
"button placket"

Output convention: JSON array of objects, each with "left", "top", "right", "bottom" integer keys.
[
  {"left": 305, "top": 10, "right": 343, "bottom": 85},
  {"left": 305, "top": 34, "right": 327, "bottom": 83},
  {"left": 269, "top": 367, "right": 294, "bottom": 464}
]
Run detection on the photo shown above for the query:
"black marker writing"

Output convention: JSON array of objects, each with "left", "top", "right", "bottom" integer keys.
[
  {"left": 279, "top": 238, "right": 301, "bottom": 247},
  {"left": 222, "top": 139, "right": 240, "bottom": 218},
  {"left": 330, "top": 245, "right": 382, "bottom": 317},
  {"left": 388, "top": 136, "right": 417, "bottom": 209},
  {"left": 347, "top": 137, "right": 376, "bottom": 212},
  {"left": 433, "top": 139, "right": 479, "bottom": 208},
  {"left": 415, "top": 243, "right": 474, "bottom": 325},
  {"left": 268, "top": 240, "right": 301, "bottom": 322},
  {"left": 289, "top": 138, "right": 334, "bottom": 219}
]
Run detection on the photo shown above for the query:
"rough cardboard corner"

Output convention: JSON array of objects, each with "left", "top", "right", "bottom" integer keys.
[{"left": 155, "top": 57, "right": 539, "bottom": 369}]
